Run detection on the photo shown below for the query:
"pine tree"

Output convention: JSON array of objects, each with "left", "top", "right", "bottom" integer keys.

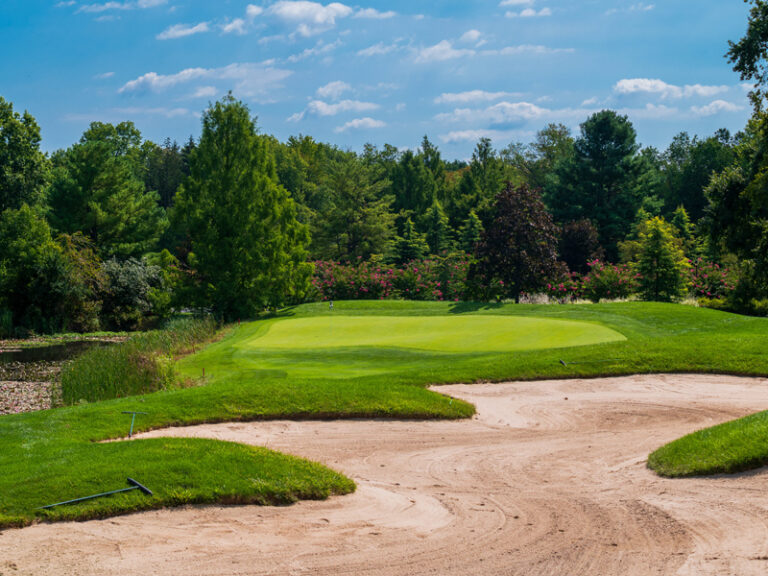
[
  {"left": 48, "top": 121, "right": 167, "bottom": 258},
  {"left": 391, "top": 217, "right": 429, "bottom": 265},
  {"left": 173, "top": 95, "right": 311, "bottom": 318},
  {"left": 636, "top": 217, "right": 690, "bottom": 302},
  {"left": 424, "top": 201, "right": 450, "bottom": 254},
  {"left": 460, "top": 210, "right": 483, "bottom": 253}
]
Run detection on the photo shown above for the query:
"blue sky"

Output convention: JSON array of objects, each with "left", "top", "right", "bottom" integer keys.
[{"left": 0, "top": 0, "right": 754, "bottom": 159}]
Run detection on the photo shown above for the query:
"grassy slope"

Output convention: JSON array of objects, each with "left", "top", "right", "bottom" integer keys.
[
  {"left": 648, "top": 411, "right": 768, "bottom": 477},
  {"left": 2, "top": 301, "right": 767, "bottom": 527}
]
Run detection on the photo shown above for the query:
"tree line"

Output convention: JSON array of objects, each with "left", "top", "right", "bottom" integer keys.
[{"left": 3, "top": 0, "right": 768, "bottom": 335}]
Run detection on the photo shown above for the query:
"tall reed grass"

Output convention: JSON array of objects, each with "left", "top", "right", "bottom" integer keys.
[{"left": 61, "top": 316, "right": 218, "bottom": 404}]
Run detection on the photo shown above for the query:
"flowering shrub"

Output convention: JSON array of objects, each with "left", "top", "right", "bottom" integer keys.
[
  {"left": 688, "top": 258, "right": 736, "bottom": 300},
  {"left": 544, "top": 271, "right": 583, "bottom": 302},
  {"left": 311, "top": 253, "right": 472, "bottom": 302},
  {"left": 580, "top": 260, "right": 638, "bottom": 303}
]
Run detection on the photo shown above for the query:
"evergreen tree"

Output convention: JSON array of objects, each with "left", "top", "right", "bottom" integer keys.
[
  {"left": 173, "top": 96, "right": 311, "bottom": 318},
  {"left": 0, "top": 97, "right": 49, "bottom": 212},
  {"left": 559, "top": 219, "right": 604, "bottom": 274},
  {"left": 313, "top": 157, "right": 395, "bottom": 261},
  {"left": 459, "top": 209, "right": 483, "bottom": 253},
  {"left": 546, "top": 110, "right": 645, "bottom": 260},
  {"left": 48, "top": 121, "right": 168, "bottom": 258},
  {"left": 636, "top": 217, "right": 690, "bottom": 302},
  {"left": 145, "top": 138, "right": 185, "bottom": 208},
  {"left": 391, "top": 217, "right": 429, "bottom": 265},
  {"left": 391, "top": 149, "right": 435, "bottom": 215},
  {"left": 424, "top": 200, "right": 450, "bottom": 254}
]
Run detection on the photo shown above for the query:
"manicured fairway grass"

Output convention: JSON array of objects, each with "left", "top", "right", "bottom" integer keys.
[
  {"left": 2, "top": 300, "right": 768, "bottom": 528},
  {"left": 251, "top": 316, "right": 624, "bottom": 352},
  {"left": 182, "top": 313, "right": 624, "bottom": 379}
]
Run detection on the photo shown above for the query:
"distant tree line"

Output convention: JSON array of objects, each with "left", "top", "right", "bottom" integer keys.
[{"left": 3, "top": 1, "right": 768, "bottom": 336}]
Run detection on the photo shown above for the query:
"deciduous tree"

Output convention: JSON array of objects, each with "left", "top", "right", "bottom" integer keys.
[{"left": 471, "top": 184, "right": 560, "bottom": 302}]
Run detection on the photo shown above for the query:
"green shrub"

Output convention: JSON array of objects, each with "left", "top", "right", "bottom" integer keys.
[
  {"left": 0, "top": 308, "right": 11, "bottom": 338},
  {"left": 61, "top": 316, "right": 218, "bottom": 404},
  {"left": 697, "top": 297, "right": 730, "bottom": 311}
]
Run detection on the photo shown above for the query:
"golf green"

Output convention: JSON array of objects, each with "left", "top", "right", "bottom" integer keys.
[{"left": 246, "top": 315, "right": 625, "bottom": 353}]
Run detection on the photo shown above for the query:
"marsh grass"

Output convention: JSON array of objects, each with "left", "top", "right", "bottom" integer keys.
[{"left": 61, "top": 317, "right": 218, "bottom": 404}]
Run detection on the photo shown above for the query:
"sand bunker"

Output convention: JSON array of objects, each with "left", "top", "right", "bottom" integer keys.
[{"left": 3, "top": 374, "right": 768, "bottom": 575}]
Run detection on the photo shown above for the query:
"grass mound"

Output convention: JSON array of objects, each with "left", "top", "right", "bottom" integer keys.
[{"left": 648, "top": 410, "right": 768, "bottom": 477}]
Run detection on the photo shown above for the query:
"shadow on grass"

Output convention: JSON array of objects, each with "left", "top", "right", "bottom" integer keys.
[
  {"left": 260, "top": 306, "right": 299, "bottom": 320},
  {"left": 448, "top": 301, "right": 504, "bottom": 314}
]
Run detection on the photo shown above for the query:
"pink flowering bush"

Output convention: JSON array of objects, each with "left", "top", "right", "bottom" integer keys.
[
  {"left": 688, "top": 258, "right": 736, "bottom": 300},
  {"left": 544, "top": 271, "right": 583, "bottom": 302},
  {"left": 311, "top": 253, "right": 472, "bottom": 302},
  {"left": 580, "top": 260, "right": 638, "bottom": 303}
]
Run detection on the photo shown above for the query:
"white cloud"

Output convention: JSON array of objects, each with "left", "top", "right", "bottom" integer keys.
[
  {"left": 221, "top": 18, "right": 247, "bottom": 35},
  {"left": 287, "top": 39, "right": 341, "bottom": 62},
  {"left": 190, "top": 86, "right": 218, "bottom": 99},
  {"left": 77, "top": 0, "right": 167, "bottom": 13},
  {"left": 95, "top": 71, "right": 115, "bottom": 79},
  {"left": 459, "top": 29, "right": 487, "bottom": 47},
  {"left": 316, "top": 80, "right": 352, "bottom": 100},
  {"left": 460, "top": 30, "right": 481, "bottom": 43},
  {"left": 434, "top": 90, "right": 522, "bottom": 104},
  {"left": 506, "top": 7, "right": 552, "bottom": 17},
  {"left": 246, "top": 4, "right": 263, "bottom": 18},
  {"left": 64, "top": 106, "right": 191, "bottom": 122},
  {"left": 358, "top": 42, "right": 400, "bottom": 57},
  {"left": 487, "top": 44, "right": 574, "bottom": 56},
  {"left": 499, "top": 0, "right": 533, "bottom": 5},
  {"left": 288, "top": 99, "right": 380, "bottom": 122},
  {"left": 440, "top": 129, "right": 516, "bottom": 143},
  {"left": 436, "top": 101, "right": 550, "bottom": 124},
  {"left": 415, "top": 41, "right": 475, "bottom": 63},
  {"left": 119, "top": 62, "right": 293, "bottom": 101},
  {"left": 157, "top": 22, "right": 209, "bottom": 40},
  {"left": 308, "top": 99, "right": 379, "bottom": 116},
  {"left": 691, "top": 100, "right": 744, "bottom": 117},
  {"left": 606, "top": 3, "right": 654, "bottom": 15},
  {"left": 619, "top": 103, "right": 678, "bottom": 119},
  {"left": 335, "top": 117, "right": 386, "bottom": 132},
  {"left": 614, "top": 78, "right": 730, "bottom": 99},
  {"left": 56, "top": 1, "right": 76, "bottom": 7},
  {"left": 354, "top": 8, "right": 396, "bottom": 19},
  {"left": 268, "top": 1, "right": 353, "bottom": 36}
]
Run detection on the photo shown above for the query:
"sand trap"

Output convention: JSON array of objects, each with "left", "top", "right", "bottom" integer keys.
[{"left": 4, "top": 374, "right": 768, "bottom": 575}]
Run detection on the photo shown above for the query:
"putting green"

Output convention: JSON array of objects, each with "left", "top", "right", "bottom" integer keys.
[{"left": 246, "top": 315, "right": 624, "bottom": 353}]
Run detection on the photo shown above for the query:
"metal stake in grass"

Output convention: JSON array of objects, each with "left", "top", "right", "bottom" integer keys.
[
  {"left": 559, "top": 358, "right": 620, "bottom": 367},
  {"left": 38, "top": 478, "right": 153, "bottom": 510},
  {"left": 122, "top": 411, "right": 148, "bottom": 438}
]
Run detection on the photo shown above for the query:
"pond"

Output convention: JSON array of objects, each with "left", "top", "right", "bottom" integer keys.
[
  {"left": 0, "top": 340, "right": 110, "bottom": 415},
  {"left": 0, "top": 340, "right": 103, "bottom": 364}
]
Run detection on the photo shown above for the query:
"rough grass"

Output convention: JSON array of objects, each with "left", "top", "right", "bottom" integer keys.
[{"left": 3, "top": 301, "right": 768, "bottom": 528}]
